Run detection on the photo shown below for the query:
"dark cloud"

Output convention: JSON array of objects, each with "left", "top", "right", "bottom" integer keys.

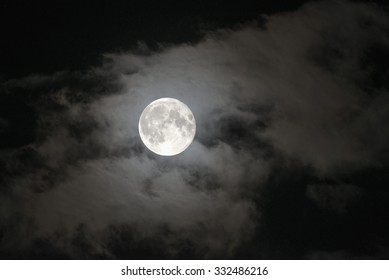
[
  {"left": 1, "top": 0, "right": 389, "bottom": 259},
  {"left": 306, "top": 183, "right": 362, "bottom": 213}
]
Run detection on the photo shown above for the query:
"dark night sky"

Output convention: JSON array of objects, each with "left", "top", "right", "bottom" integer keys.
[
  {"left": 1, "top": 0, "right": 389, "bottom": 259},
  {"left": 1, "top": 0, "right": 310, "bottom": 79}
]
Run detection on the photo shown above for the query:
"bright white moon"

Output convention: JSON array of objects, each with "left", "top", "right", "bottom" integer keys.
[{"left": 138, "top": 98, "right": 196, "bottom": 156}]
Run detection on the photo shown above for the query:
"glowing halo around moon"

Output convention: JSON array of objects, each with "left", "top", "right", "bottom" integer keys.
[{"left": 138, "top": 98, "right": 196, "bottom": 156}]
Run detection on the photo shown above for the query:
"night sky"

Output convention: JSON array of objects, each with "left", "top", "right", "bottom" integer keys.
[{"left": 1, "top": 0, "right": 389, "bottom": 259}]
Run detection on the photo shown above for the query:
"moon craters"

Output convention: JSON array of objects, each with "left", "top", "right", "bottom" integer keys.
[{"left": 138, "top": 98, "right": 196, "bottom": 156}]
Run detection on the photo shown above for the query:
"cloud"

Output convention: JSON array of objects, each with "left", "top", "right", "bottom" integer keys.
[{"left": 1, "top": 0, "right": 389, "bottom": 259}]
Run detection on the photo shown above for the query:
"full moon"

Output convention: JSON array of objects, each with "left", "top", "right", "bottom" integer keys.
[{"left": 138, "top": 98, "right": 196, "bottom": 156}]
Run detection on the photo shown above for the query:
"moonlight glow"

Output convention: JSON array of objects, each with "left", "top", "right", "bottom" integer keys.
[{"left": 138, "top": 98, "right": 196, "bottom": 156}]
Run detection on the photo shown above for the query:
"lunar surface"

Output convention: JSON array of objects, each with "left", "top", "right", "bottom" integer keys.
[{"left": 138, "top": 98, "right": 196, "bottom": 156}]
